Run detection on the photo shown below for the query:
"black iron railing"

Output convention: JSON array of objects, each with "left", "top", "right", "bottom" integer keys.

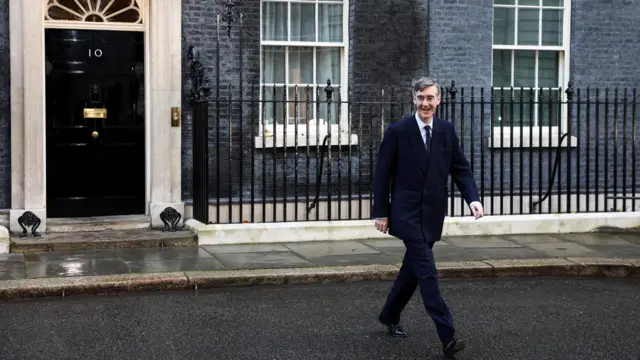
[
  {"left": 184, "top": 78, "right": 639, "bottom": 224},
  {"left": 183, "top": 2, "right": 639, "bottom": 225}
]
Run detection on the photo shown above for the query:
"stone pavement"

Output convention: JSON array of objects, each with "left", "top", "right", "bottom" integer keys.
[
  {"left": 0, "top": 232, "right": 638, "bottom": 299},
  {"left": 1, "top": 232, "right": 639, "bottom": 279}
]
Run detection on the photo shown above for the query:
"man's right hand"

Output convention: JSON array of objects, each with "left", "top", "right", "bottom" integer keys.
[{"left": 374, "top": 218, "right": 388, "bottom": 233}]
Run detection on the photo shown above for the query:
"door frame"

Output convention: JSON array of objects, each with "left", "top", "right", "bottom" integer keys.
[{"left": 9, "top": 0, "right": 184, "bottom": 232}]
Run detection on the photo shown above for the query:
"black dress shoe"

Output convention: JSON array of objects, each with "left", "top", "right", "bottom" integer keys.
[
  {"left": 386, "top": 324, "right": 408, "bottom": 338},
  {"left": 378, "top": 315, "right": 409, "bottom": 337},
  {"left": 443, "top": 339, "right": 466, "bottom": 359}
]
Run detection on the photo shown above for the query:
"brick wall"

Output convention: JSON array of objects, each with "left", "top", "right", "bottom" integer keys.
[
  {"left": 427, "top": 0, "right": 493, "bottom": 87},
  {"left": 0, "top": 0, "right": 10, "bottom": 209},
  {"left": 571, "top": 0, "right": 640, "bottom": 88}
]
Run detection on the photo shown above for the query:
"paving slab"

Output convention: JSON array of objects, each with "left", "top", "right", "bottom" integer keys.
[
  {"left": 461, "top": 247, "right": 547, "bottom": 260},
  {"left": 201, "top": 243, "right": 290, "bottom": 254},
  {"left": 305, "top": 253, "right": 400, "bottom": 267},
  {"left": 432, "top": 246, "right": 484, "bottom": 262},
  {"left": 524, "top": 242, "right": 601, "bottom": 257},
  {"left": 504, "top": 234, "right": 564, "bottom": 244},
  {"left": 285, "top": 240, "right": 380, "bottom": 258},
  {"left": 553, "top": 233, "right": 634, "bottom": 246},
  {"left": 25, "top": 258, "right": 131, "bottom": 278},
  {"left": 609, "top": 233, "right": 640, "bottom": 245},
  {"left": 212, "top": 251, "right": 317, "bottom": 270},
  {"left": 445, "top": 235, "right": 522, "bottom": 248},
  {"left": 360, "top": 239, "right": 405, "bottom": 248},
  {"left": 126, "top": 258, "right": 227, "bottom": 273},
  {"left": 581, "top": 245, "right": 640, "bottom": 258}
]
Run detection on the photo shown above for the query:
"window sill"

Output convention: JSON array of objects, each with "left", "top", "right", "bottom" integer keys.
[
  {"left": 487, "top": 128, "right": 578, "bottom": 149},
  {"left": 254, "top": 132, "right": 359, "bottom": 149}
]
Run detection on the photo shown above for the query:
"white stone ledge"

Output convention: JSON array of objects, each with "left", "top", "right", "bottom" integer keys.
[
  {"left": 254, "top": 133, "right": 359, "bottom": 148},
  {"left": 0, "top": 226, "right": 9, "bottom": 254},
  {"left": 187, "top": 211, "right": 640, "bottom": 246},
  {"left": 488, "top": 129, "right": 578, "bottom": 148}
]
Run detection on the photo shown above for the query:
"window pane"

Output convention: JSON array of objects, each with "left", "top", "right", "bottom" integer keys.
[
  {"left": 494, "top": 0, "right": 515, "bottom": 4},
  {"left": 513, "top": 50, "right": 536, "bottom": 87},
  {"left": 498, "top": 89, "right": 535, "bottom": 126},
  {"left": 318, "top": 4, "right": 343, "bottom": 42},
  {"left": 542, "top": 0, "right": 562, "bottom": 6},
  {"left": 518, "top": 0, "right": 539, "bottom": 5},
  {"left": 493, "top": 88, "right": 535, "bottom": 127},
  {"left": 288, "top": 86, "right": 311, "bottom": 124},
  {"left": 541, "top": 9, "right": 563, "bottom": 46},
  {"left": 539, "top": 88, "right": 560, "bottom": 126},
  {"left": 289, "top": 47, "right": 314, "bottom": 84},
  {"left": 262, "top": 2, "right": 288, "bottom": 41},
  {"left": 318, "top": 91, "right": 339, "bottom": 124},
  {"left": 517, "top": 8, "right": 539, "bottom": 45},
  {"left": 316, "top": 47, "right": 341, "bottom": 85},
  {"left": 290, "top": 3, "right": 315, "bottom": 41},
  {"left": 538, "top": 51, "right": 559, "bottom": 88},
  {"left": 264, "top": 86, "right": 286, "bottom": 124},
  {"left": 493, "top": 8, "right": 515, "bottom": 45},
  {"left": 493, "top": 50, "right": 512, "bottom": 87},
  {"left": 263, "top": 47, "right": 285, "bottom": 83}
]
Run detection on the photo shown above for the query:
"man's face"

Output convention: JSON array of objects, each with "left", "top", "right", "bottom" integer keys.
[{"left": 413, "top": 85, "right": 441, "bottom": 121}]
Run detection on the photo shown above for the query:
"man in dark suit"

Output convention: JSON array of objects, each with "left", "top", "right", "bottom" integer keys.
[{"left": 372, "top": 77, "right": 484, "bottom": 359}]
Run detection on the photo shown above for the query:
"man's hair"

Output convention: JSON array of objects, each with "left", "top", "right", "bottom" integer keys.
[{"left": 412, "top": 77, "right": 441, "bottom": 97}]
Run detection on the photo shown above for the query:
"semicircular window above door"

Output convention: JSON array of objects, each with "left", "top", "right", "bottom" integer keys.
[{"left": 45, "top": 0, "right": 143, "bottom": 24}]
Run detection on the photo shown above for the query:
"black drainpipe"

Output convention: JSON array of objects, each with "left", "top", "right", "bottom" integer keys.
[{"left": 426, "top": 0, "right": 430, "bottom": 75}]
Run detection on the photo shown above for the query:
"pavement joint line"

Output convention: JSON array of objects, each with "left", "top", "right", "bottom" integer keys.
[{"left": 0, "top": 258, "right": 637, "bottom": 300}]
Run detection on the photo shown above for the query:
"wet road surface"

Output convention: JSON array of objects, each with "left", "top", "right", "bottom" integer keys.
[{"left": 0, "top": 277, "right": 638, "bottom": 359}]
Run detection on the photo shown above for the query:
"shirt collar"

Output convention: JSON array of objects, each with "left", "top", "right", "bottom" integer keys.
[{"left": 415, "top": 112, "right": 433, "bottom": 129}]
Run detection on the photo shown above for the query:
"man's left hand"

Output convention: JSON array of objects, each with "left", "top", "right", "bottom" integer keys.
[{"left": 469, "top": 201, "right": 484, "bottom": 219}]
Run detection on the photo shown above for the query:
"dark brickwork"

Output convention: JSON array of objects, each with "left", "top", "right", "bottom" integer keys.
[
  {"left": 427, "top": 0, "right": 493, "bottom": 87},
  {"left": 0, "top": 0, "right": 10, "bottom": 209},
  {"left": 570, "top": 0, "right": 640, "bottom": 88}
]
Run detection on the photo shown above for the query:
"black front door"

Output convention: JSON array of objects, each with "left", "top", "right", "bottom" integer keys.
[{"left": 45, "top": 29, "right": 145, "bottom": 218}]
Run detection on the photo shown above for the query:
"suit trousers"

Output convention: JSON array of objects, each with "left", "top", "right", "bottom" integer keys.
[{"left": 379, "top": 238, "right": 455, "bottom": 343}]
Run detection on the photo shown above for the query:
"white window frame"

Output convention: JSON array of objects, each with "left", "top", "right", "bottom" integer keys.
[
  {"left": 256, "top": 0, "right": 357, "bottom": 148},
  {"left": 489, "top": 0, "right": 576, "bottom": 148}
]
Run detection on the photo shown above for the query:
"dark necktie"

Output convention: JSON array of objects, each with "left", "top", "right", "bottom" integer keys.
[{"left": 424, "top": 125, "right": 431, "bottom": 153}]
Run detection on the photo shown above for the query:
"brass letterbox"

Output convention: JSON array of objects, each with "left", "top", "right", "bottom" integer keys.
[{"left": 83, "top": 108, "right": 107, "bottom": 119}]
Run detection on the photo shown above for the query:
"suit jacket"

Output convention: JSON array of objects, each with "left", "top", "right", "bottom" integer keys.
[{"left": 372, "top": 115, "right": 480, "bottom": 243}]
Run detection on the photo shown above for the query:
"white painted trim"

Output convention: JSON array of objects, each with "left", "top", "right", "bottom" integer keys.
[
  {"left": 188, "top": 212, "right": 640, "bottom": 245},
  {"left": 490, "top": 0, "right": 572, "bottom": 149},
  {"left": 44, "top": 0, "right": 145, "bottom": 28},
  {"left": 144, "top": 0, "right": 151, "bottom": 211},
  {"left": 10, "top": 0, "right": 24, "bottom": 209},
  {"left": 258, "top": 0, "right": 350, "bottom": 148},
  {"left": 44, "top": 21, "right": 144, "bottom": 31}
]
